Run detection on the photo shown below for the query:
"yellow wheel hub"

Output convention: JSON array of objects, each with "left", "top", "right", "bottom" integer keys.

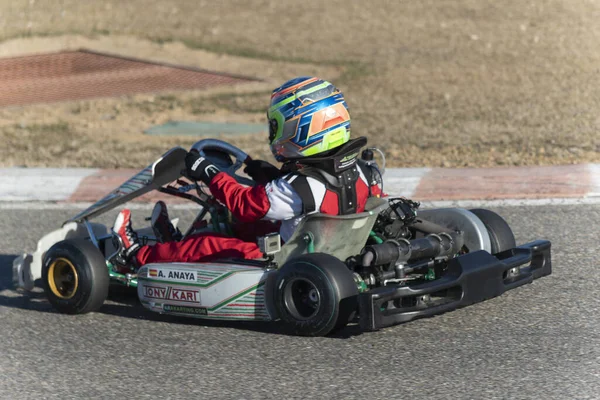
[{"left": 47, "top": 258, "right": 79, "bottom": 299}]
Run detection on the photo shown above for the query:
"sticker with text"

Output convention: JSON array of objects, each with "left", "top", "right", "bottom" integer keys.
[
  {"left": 143, "top": 285, "right": 200, "bottom": 303},
  {"left": 163, "top": 304, "right": 208, "bottom": 315},
  {"left": 148, "top": 268, "right": 197, "bottom": 282}
]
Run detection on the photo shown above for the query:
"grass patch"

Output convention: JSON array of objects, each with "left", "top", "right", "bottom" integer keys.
[
  {"left": 147, "top": 36, "right": 175, "bottom": 45},
  {"left": 91, "top": 28, "right": 111, "bottom": 36},
  {"left": 177, "top": 37, "right": 373, "bottom": 84},
  {"left": 187, "top": 91, "right": 271, "bottom": 114},
  {"left": 129, "top": 91, "right": 272, "bottom": 116},
  {"left": 0, "top": 29, "right": 110, "bottom": 44},
  {"left": 0, "top": 30, "right": 82, "bottom": 43},
  {"left": 19, "top": 121, "right": 71, "bottom": 136},
  {"left": 1, "top": 121, "right": 75, "bottom": 166},
  {"left": 180, "top": 38, "right": 319, "bottom": 64},
  {"left": 337, "top": 61, "right": 372, "bottom": 85}
]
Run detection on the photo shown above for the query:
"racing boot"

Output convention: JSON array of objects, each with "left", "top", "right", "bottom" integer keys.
[
  {"left": 151, "top": 201, "right": 182, "bottom": 243},
  {"left": 112, "top": 209, "right": 141, "bottom": 265}
]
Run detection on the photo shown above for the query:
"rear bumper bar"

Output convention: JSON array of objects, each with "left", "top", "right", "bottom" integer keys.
[{"left": 358, "top": 240, "right": 551, "bottom": 331}]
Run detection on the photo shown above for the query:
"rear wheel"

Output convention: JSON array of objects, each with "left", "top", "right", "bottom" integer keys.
[
  {"left": 42, "top": 239, "right": 109, "bottom": 314},
  {"left": 274, "top": 253, "right": 358, "bottom": 336},
  {"left": 469, "top": 209, "right": 516, "bottom": 254}
]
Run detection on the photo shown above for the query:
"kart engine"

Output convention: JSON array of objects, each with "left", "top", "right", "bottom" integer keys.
[
  {"left": 372, "top": 197, "right": 421, "bottom": 240},
  {"left": 356, "top": 197, "right": 465, "bottom": 288}
]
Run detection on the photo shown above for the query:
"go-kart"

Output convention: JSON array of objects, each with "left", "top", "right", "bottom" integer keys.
[{"left": 12, "top": 139, "right": 552, "bottom": 336}]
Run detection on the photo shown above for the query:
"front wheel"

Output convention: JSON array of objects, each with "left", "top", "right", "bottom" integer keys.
[
  {"left": 42, "top": 239, "right": 109, "bottom": 314},
  {"left": 274, "top": 253, "right": 358, "bottom": 336}
]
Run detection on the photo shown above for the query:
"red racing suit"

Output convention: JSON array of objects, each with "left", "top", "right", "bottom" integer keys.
[{"left": 135, "top": 163, "right": 382, "bottom": 265}]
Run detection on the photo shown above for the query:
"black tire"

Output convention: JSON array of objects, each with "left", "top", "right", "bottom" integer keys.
[
  {"left": 274, "top": 253, "right": 358, "bottom": 336},
  {"left": 469, "top": 209, "right": 516, "bottom": 254},
  {"left": 42, "top": 239, "right": 109, "bottom": 314}
]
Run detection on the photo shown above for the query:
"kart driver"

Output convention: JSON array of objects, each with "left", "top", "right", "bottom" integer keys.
[{"left": 112, "top": 76, "right": 383, "bottom": 268}]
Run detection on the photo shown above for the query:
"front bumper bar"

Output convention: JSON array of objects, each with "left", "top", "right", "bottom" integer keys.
[{"left": 358, "top": 240, "right": 551, "bottom": 331}]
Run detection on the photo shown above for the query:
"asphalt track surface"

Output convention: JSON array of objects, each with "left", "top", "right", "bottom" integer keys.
[{"left": 1, "top": 205, "right": 599, "bottom": 400}]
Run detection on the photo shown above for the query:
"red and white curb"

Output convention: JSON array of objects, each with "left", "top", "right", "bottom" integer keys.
[{"left": 1, "top": 164, "right": 599, "bottom": 207}]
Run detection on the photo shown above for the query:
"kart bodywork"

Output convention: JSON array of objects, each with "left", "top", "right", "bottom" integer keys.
[{"left": 13, "top": 139, "right": 552, "bottom": 335}]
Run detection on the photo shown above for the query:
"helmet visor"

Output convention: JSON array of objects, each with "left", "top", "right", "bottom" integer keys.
[{"left": 268, "top": 118, "right": 278, "bottom": 144}]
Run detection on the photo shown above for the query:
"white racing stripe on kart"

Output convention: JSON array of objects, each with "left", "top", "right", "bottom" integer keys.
[
  {"left": 383, "top": 168, "right": 431, "bottom": 197},
  {"left": 0, "top": 168, "right": 99, "bottom": 201},
  {"left": 588, "top": 164, "right": 600, "bottom": 198},
  {"left": 2, "top": 197, "right": 600, "bottom": 211}
]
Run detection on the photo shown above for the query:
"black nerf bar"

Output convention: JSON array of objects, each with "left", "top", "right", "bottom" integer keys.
[{"left": 358, "top": 240, "right": 551, "bottom": 331}]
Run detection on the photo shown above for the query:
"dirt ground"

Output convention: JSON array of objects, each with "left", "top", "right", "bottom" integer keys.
[{"left": 0, "top": 0, "right": 599, "bottom": 168}]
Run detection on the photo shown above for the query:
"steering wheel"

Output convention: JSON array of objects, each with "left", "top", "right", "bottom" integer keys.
[{"left": 190, "top": 139, "right": 254, "bottom": 186}]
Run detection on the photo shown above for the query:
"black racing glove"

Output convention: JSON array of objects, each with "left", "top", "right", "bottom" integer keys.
[
  {"left": 185, "top": 150, "right": 221, "bottom": 185},
  {"left": 243, "top": 159, "right": 283, "bottom": 185}
]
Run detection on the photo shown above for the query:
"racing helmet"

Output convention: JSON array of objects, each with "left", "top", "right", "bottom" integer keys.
[{"left": 267, "top": 76, "right": 351, "bottom": 162}]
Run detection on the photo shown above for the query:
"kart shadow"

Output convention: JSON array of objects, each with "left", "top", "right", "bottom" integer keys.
[
  {"left": 0, "top": 254, "right": 57, "bottom": 312},
  {"left": 0, "top": 254, "right": 16, "bottom": 290},
  {"left": 0, "top": 254, "right": 362, "bottom": 338}
]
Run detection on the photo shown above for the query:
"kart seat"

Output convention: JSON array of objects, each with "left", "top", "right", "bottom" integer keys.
[{"left": 274, "top": 197, "right": 388, "bottom": 265}]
